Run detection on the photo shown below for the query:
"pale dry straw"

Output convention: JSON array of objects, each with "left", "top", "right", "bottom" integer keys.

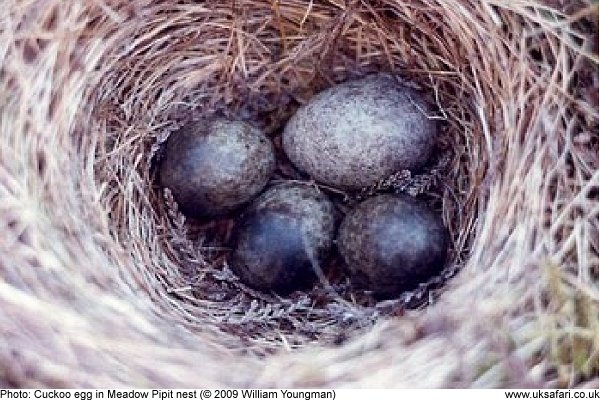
[{"left": 0, "top": 0, "right": 597, "bottom": 388}]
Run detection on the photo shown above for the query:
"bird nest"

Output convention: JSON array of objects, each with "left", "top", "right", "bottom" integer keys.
[{"left": 0, "top": 0, "right": 598, "bottom": 388}]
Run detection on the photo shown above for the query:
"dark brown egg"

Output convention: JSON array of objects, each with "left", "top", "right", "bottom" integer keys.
[
  {"left": 159, "top": 118, "right": 275, "bottom": 218},
  {"left": 229, "top": 182, "right": 336, "bottom": 294},
  {"left": 337, "top": 194, "right": 448, "bottom": 299},
  {"left": 283, "top": 74, "right": 438, "bottom": 190}
]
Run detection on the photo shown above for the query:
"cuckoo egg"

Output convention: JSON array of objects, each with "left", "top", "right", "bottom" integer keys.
[{"left": 283, "top": 74, "right": 438, "bottom": 190}]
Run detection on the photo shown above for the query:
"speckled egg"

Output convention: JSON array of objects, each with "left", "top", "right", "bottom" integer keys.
[
  {"left": 159, "top": 118, "right": 275, "bottom": 218},
  {"left": 229, "top": 182, "right": 336, "bottom": 294},
  {"left": 283, "top": 74, "right": 438, "bottom": 190},
  {"left": 337, "top": 194, "right": 448, "bottom": 299}
]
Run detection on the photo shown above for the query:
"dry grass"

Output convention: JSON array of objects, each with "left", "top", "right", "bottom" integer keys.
[{"left": 0, "top": 0, "right": 597, "bottom": 388}]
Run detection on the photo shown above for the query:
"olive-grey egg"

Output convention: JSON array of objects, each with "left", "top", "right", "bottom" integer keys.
[
  {"left": 230, "top": 182, "right": 336, "bottom": 294},
  {"left": 159, "top": 118, "right": 275, "bottom": 218},
  {"left": 337, "top": 194, "right": 448, "bottom": 299},
  {"left": 283, "top": 74, "right": 438, "bottom": 190}
]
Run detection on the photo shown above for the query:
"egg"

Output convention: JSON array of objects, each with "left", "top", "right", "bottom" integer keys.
[
  {"left": 229, "top": 182, "right": 336, "bottom": 294},
  {"left": 283, "top": 74, "right": 438, "bottom": 190},
  {"left": 337, "top": 194, "right": 448, "bottom": 299},
  {"left": 159, "top": 118, "right": 275, "bottom": 218}
]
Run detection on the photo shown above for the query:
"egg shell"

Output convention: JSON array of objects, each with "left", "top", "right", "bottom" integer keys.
[
  {"left": 159, "top": 118, "right": 275, "bottom": 218},
  {"left": 229, "top": 182, "right": 336, "bottom": 294},
  {"left": 337, "top": 194, "right": 448, "bottom": 299},
  {"left": 283, "top": 74, "right": 438, "bottom": 190}
]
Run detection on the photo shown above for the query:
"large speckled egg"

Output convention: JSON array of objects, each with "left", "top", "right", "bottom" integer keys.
[
  {"left": 159, "top": 118, "right": 275, "bottom": 218},
  {"left": 229, "top": 182, "right": 336, "bottom": 294},
  {"left": 337, "top": 194, "right": 448, "bottom": 299},
  {"left": 283, "top": 74, "right": 438, "bottom": 190}
]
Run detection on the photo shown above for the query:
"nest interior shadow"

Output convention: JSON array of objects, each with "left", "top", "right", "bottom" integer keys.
[{"left": 0, "top": 0, "right": 597, "bottom": 388}]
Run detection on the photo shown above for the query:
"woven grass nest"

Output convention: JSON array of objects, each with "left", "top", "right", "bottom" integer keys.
[{"left": 1, "top": 0, "right": 598, "bottom": 388}]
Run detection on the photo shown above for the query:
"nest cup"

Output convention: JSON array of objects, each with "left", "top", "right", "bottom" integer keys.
[{"left": 1, "top": 0, "right": 598, "bottom": 388}]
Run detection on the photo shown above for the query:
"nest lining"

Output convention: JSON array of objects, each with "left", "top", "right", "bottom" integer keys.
[
  {"left": 0, "top": 0, "right": 598, "bottom": 388},
  {"left": 98, "top": 2, "right": 475, "bottom": 348}
]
